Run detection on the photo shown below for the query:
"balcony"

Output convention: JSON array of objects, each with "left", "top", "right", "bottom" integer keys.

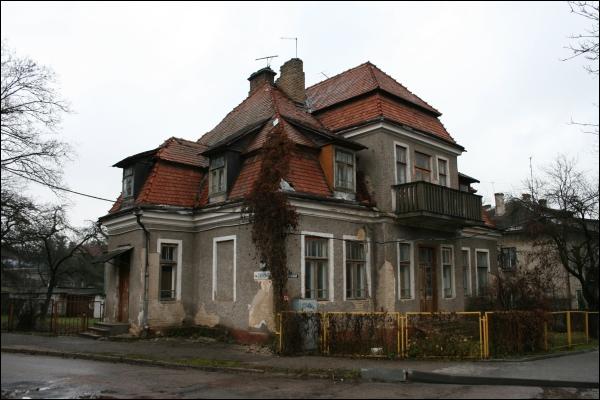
[{"left": 393, "top": 181, "right": 483, "bottom": 227}]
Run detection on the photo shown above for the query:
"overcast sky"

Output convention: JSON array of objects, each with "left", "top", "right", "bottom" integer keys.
[{"left": 2, "top": 1, "right": 598, "bottom": 227}]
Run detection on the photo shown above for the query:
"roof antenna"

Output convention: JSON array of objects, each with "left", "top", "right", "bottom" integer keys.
[
  {"left": 320, "top": 72, "right": 329, "bottom": 79},
  {"left": 255, "top": 55, "right": 278, "bottom": 68},
  {"left": 281, "top": 37, "right": 298, "bottom": 58}
]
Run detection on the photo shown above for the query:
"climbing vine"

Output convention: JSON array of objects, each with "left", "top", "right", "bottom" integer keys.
[{"left": 243, "top": 124, "right": 298, "bottom": 314}]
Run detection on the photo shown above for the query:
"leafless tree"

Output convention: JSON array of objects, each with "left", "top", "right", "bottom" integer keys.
[
  {"left": 1, "top": 40, "right": 71, "bottom": 188},
  {"left": 565, "top": 1, "right": 599, "bottom": 135},
  {"left": 523, "top": 155, "right": 599, "bottom": 310}
]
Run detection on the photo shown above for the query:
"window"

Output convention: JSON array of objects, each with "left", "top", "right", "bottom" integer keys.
[
  {"left": 345, "top": 241, "right": 366, "bottom": 299},
  {"left": 398, "top": 243, "right": 412, "bottom": 299},
  {"left": 500, "top": 247, "right": 517, "bottom": 270},
  {"left": 209, "top": 156, "right": 226, "bottom": 194},
  {"left": 459, "top": 183, "right": 470, "bottom": 192},
  {"left": 395, "top": 145, "right": 408, "bottom": 184},
  {"left": 414, "top": 152, "right": 431, "bottom": 182},
  {"left": 442, "top": 247, "right": 453, "bottom": 298},
  {"left": 462, "top": 249, "right": 471, "bottom": 297},
  {"left": 123, "top": 167, "right": 134, "bottom": 198},
  {"left": 335, "top": 149, "right": 354, "bottom": 191},
  {"left": 438, "top": 159, "right": 448, "bottom": 187},
  {"left": 476, "top": 250, "right": 489, "bottom": 296},
  {"left": 160, "top": 243, "right": 178, "bottom": 300},
  {"left": 305, "top": 237, "right": 329, "bottom": 300}
]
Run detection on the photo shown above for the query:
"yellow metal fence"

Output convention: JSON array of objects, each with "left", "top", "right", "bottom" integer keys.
[{"left": 276, "top": 311, "right": 599, "bottom": 359}]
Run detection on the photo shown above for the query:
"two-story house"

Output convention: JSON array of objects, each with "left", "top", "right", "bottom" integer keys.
[{"left": 98, "top": 58, "right": 500, "bottom": 338}]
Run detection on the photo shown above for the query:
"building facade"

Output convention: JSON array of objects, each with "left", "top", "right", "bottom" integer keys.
[{"left": 99, "top": 58, "right": 499, "bottom": 336}]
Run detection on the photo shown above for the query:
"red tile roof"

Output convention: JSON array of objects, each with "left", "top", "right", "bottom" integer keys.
[
  {"left": 199, "top": 83, "right": 324, "bottom": 147},
  {"left": 157, "top": 137, "right": 208, "bottom": 168},
  {"left": 229, "top": 149, "right": 332, "bottom": 200},
  {"left": 316, "top": 93, "right": 455, "bottom": 143},
  {"left": 482, "top": 208, "right": 496, "bottom": 228},
  {"left": 136, "top": 160, "right": 205, "bottom": 208},
  {"left": 306, "top": 62, "right": 440, "bottom": 115}
]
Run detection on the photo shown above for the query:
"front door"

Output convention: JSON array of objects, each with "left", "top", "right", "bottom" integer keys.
[
  {"left": 118, "top": 262, "right": 130, "bottom": 323},
  {"left": 419, "top": 246, "right": 437, "bottom": 312}
]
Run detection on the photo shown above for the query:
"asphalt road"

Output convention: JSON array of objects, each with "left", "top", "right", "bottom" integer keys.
[{"left": 1, "top": 353, "right": 599, "bottom": 399}]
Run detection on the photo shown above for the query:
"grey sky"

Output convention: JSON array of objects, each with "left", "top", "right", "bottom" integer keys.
[{"left": 2, "top": 1, "right": 598, "bottom": 227}]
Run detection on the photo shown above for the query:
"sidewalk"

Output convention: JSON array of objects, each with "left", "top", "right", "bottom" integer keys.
[{"left": 1, "top": 333, "right": 598, "bottom": 387}]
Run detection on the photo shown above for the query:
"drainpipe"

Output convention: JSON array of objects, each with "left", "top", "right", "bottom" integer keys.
[{"left": 134, "top": 208, "right": 150, "bottom": 336}]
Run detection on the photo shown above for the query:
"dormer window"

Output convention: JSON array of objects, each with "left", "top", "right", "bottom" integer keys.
[
  {"left": 123, "top": 167, "right": 134, "bottom": 198},
  {"left": 209, "top": 156, "right": 226, "bottom": 195},
  {"left": 335, "top": 149, "right": 355, "bottom": 191}
]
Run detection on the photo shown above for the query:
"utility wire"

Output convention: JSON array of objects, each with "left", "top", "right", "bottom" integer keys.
[{"left": 7, "top": 170, "right": 115, "bottom": 203}]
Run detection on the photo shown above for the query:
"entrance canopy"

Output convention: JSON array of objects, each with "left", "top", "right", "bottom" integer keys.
[{"left": 92, "top": 246, "right": 133, "bottom": 264}]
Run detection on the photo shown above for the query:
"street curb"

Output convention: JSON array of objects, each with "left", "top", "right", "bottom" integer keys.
[
  {"left": 484, "top": 348, "right": 599, "bottom": 363},
  {"left": 0, "top": 347, "right": 351, "bottom": 381},
  {"left": 406, "top": 370, "right": 599, "bottom": 389}
]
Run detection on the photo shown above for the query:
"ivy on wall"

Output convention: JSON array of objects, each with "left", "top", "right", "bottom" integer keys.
[{"left": 243, "top": 124, "right": 298, "bottom": 314}]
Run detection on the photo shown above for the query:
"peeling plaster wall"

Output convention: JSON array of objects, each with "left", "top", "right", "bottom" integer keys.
[{"left": 248, "top": 280, "right": 274, "bottom": 331}]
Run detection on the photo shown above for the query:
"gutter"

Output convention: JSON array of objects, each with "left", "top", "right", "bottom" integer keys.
[{"left": 134, "top": 208, "right": 150, "bottom": 336}]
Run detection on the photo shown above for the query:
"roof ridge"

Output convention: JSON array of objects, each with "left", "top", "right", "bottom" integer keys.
[
  {"left": 306, "top": 61, "right": 372, "bottom": 90},
  {"left": 197, "top": 81, "right": 275, "bottom": 143},
  {"left": 370, "top": 64, "right": 441, "bottom": 115}
]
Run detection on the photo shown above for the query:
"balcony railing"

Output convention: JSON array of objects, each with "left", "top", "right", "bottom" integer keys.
[{"left": 393, "top": 181, "right": 483, "bottom": 223}]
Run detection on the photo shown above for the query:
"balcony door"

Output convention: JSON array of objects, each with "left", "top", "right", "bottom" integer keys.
[{"left": 418, "top": 246, "right": 437, "bottom": 312}]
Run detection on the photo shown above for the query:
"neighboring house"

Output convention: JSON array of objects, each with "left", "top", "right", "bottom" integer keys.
[
  {"left": 491, "top": 193, "right": 587, "bottom": 310},
  {"left": 99, "top": 58, "right": 500, "bottom": 337}
]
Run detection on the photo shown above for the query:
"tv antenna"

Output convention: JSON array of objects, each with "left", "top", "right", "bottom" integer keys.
[
  {"left": 281, "top": 37, "right": 298, "bottom": 58},
  {"left": 320, "top": 72, "right": 329, "bottom": 79},
  {"left": 256, "top": 55, "right": 278, "bottom": 68}
]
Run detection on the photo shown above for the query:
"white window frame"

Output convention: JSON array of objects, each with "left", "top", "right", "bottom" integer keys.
[
  {"left": 301, "top": 231, "right": 334, "bottom": 302},
  {"left": 397, "top": 241, "right": 415, "bottom": 300},
  {"left": 212, "top": 235, "right": 237, "bottom": 302},
  {"left": 393, "top": 141, "right": 412, "bottom": 185},
  {"left": 436, "top": 155, "right": 451, "bottom": 188},
  {"left": 440, "top": 245, "right": 455, "bottom": 299},
  {"left": 342, "top": 234, "right": 371, "bottom": 301},
  {"left": 461, "top": 247, "right": 472, "bottom": 297},
  {"left": 475, "top": 248, "right": 491, "bottom": 296},
  {"left": 157, "top": 238, "right": 183, "bottom": 301},
  {"left": 333, "top": 147, "right": 356, "bottom": 193}
]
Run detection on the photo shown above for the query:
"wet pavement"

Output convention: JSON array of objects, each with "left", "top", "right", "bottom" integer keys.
[
  {"left": 3, "top": 353, "right": 599, "bottom": 399},
  {"left": 2, "top": 333, "right": 599, "bottom": 384}
]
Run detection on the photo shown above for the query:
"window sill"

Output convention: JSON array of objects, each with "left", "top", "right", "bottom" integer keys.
[{"left": 159, "top": 299, "right": 177, "bottom": 303}]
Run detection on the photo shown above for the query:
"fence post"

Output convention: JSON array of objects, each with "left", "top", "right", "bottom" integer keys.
[
  {"left": 8, "top": 302, "right": 14, "bottom": 332},
  {"left": 544, "top": 322, "right": 548, "bottom": 351},
  {"left": 585, "top": 312, "right": 589, "bottom": 344},
  {"left": 566, "top": 311, "right": 572, "bottom": 348},
  {"left": 277, "top": 313, "right": 282, "bottom": 354},
  {"left": 479, "top": 314, "right": 483, "bottom": 359},
  {"left": 396, "top": 313, "right": 401, "bottom": 359},
  {"left": 324, "top": 313, "right": 329, "bottom": 355}
]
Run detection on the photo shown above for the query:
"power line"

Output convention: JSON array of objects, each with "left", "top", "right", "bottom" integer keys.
[{"left": 7, "top": 170, "right": 115, "bottom": 203}]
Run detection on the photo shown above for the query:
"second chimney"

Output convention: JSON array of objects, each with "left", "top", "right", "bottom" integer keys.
[
  {"left": 494, "top": 193, "right": 505, "bottom": 216},
  {"left": 248, "top": 67, "right": 276, "bottom": 96},
  {"left": 276, "top": 58, "right": 306, "bottom": 104}
]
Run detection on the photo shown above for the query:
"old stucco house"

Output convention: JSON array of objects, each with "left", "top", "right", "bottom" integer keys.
[{"left": 98, "top": 58, "right": 500, "bottom": 338}]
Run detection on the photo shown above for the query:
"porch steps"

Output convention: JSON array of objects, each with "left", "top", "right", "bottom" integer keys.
[{"left": 79, "top": 322, "right": 130, "bottom": 339}]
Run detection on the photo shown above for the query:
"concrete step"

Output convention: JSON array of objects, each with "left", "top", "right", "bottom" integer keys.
[
  {"left": 94, "top": 322, "right": 130, "bottom": 336},
  {"left": 79, "top": 331, "right": 103, "bottom": 340},
  {"left": 88, "top": 326, "right": 111, "bottom": 335}
]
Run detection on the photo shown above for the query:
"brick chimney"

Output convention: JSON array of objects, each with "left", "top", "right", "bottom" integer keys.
[
  {"left": 275, "top": 58, "right": 306, "bottom": 104},
  {"left": 248, "top": 67, "right": 276, "bottom": 96},
  {"left": 494, "top": 193, "right": 505, "bottom": 216}
]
